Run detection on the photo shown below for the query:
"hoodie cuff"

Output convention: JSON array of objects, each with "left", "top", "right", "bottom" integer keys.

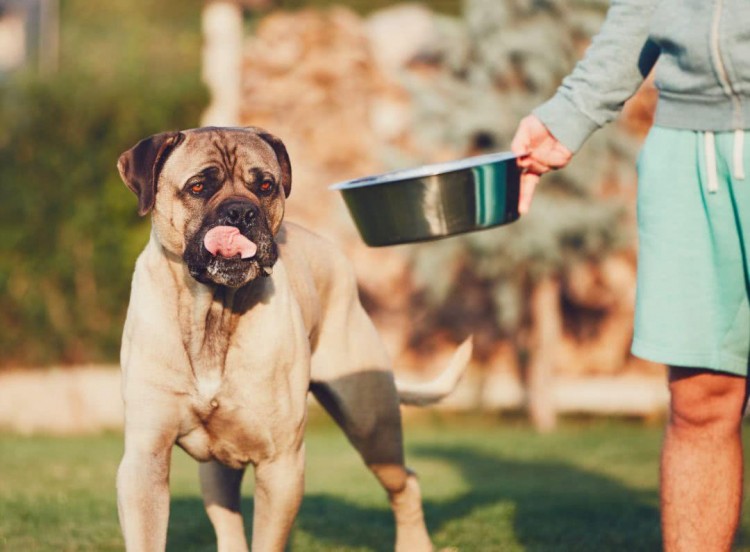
[{"left": 532, "top": 94, "right": 601, "bottom": 153}]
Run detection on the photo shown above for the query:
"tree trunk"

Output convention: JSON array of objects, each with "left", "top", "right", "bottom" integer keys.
[
  {"left": 201, "top": 1, "right": 243, "bottom": 126},
  {"left": 526, "top": 275, "right": 562, "bottom": 432}
]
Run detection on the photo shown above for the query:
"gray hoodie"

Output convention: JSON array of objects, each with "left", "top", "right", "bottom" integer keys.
[{"left": 534, "top": 0, "right": 750, "bottom": 153}]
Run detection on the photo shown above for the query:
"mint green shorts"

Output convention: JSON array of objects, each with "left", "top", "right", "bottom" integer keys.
[{"left": 632, "top": 126, "right": 750, "bottom": 376}]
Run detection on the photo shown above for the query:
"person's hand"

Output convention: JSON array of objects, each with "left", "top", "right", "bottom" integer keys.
[{"left": 510, "top": 115, "right": 573, "bottom": 214}]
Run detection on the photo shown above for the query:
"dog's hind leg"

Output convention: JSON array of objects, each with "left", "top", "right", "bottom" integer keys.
[
  {"left": 307, "top": 254, "right": 433, "bottom": 550},
  {"left": 200, "top": 460, "right": 249, "bottom": 552},
  {"left": 310, "top": 375, "right": 433, "bottom": 552}
]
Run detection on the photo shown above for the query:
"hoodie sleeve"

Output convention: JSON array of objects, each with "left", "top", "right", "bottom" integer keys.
[{"left": 533, "top": 0, "right": 661, "bottom": 152}]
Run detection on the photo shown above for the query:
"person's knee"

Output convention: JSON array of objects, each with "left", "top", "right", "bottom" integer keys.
[{"left": 668, "top": 367, "right": 746, "bottom": 434}]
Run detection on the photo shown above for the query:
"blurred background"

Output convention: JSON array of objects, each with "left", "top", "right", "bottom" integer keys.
[
  {"left": 0, "top": 0, "right": 666, "bottom": 434},
  {"left": 2, "top": 2, "right": 731, "bottom": 550}
]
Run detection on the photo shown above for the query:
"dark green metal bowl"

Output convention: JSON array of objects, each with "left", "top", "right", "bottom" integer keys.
[{"left": 330, "top": 152, "right": 521, "bottom": 246}]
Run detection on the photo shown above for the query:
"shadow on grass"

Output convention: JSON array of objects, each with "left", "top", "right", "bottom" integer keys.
[
  {"left": 167, "top": 443, "right": 661, "bottom": 551},
  {"left": 416, "top": 444, "right": 661, "bottom": 551}
]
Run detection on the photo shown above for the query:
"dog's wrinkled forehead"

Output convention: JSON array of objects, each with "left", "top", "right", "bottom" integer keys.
[
  {"left": 118, "top": 126, "right": 292, "bottom": 217},
  {"left": 162, "top": 128, "right": 283, "bottom": 188}
]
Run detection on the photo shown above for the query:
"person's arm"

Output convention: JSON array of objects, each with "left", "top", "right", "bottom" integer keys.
[
  {"left": 512, "top": 0, "right": 661, "bottom": 213},
  {"left": 535, "top": 0, "right": 661, "bottom": 153}
]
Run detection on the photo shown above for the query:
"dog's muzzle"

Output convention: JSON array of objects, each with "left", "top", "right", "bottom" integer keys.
[{"left": 184, "top": 199, "right": 278, "bottom": 288}]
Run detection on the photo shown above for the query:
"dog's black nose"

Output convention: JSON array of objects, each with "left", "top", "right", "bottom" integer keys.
[{"left": 219, "top": 200, "right": 258, "bottom": 229}]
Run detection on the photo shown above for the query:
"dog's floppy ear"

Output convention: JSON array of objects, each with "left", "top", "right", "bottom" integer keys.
[
  {"left": 247, "top": 127, "right": 292, "bottom": 198},
  {"left": 117, "top": 131, "right": 185, "bottom": 216}
]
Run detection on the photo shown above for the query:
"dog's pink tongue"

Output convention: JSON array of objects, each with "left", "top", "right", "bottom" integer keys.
[{"left": 204, "top": 226, "right": 257, "bottom": 259}]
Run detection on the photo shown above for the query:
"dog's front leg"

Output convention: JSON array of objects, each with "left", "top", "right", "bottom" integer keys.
[
  {"left": 117, "top": 427, "right": 175, "bottom": 551},
  {"left": 251, "top": 447, "right": 305, "bottom": 552}
]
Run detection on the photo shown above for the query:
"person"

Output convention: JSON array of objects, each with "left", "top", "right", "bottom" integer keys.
[{"left": 510, "top": 1, "right": 750, "bottom": 550}]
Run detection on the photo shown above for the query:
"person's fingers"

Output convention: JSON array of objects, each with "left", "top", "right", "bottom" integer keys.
[
  {"left": 518, "top": 171, "right": 540, "bottom": 214},
  {"left": 516, "top": 153, "right": 533, "bottom": 169},
  {"left": 513, "top": 114, "right": 574, "bottom": 168},
  {"left": 523, "top": 158, "right": 551, "bottom": 175},
  {"left": 533, "top": 139, "right": 573, "bottom": 169}
]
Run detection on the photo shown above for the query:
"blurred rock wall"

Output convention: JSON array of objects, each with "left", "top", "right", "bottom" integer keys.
[{"left": 239, "top": 2, "right": 663, "bottom": 389}]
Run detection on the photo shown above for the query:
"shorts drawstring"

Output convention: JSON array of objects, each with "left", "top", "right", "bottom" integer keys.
[
  {"left": 705, "top": 131, "right": 719, "bottom": 193},
  {"left": 734, "top": 129, "right": 745, "bottom": 180},
  {"left": 703, "top": 129, "right": 746, "bottom": 193}
]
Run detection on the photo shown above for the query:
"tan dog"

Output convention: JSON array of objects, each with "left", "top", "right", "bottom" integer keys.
[{"left": 115, "top": 126, "right": 471, "bottom": 552}]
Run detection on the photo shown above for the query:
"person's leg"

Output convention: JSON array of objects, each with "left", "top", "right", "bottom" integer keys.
[
  {"left": 633, "top": 128, "right": 750, "bottom": 549},
  {"left": 661, "top": 366, "right": 747, "bottom": 552}
]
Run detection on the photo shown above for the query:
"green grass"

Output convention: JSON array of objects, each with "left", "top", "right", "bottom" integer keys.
[{"left": 1, "top": 413, "right": 749, "bottom": 551}]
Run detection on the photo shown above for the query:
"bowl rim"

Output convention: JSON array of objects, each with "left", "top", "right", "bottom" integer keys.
[{"left": 329, "top": 151, "right": 518, "bottom": 191}]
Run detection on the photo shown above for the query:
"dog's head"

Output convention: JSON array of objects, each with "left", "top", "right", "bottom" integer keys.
[{"left": 117, "top": 126, "right": 292, "bottom": 288}]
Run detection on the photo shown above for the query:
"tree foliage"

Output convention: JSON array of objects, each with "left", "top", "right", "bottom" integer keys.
[{"left": 399, "top": 0, "right": 639, "bottom": 357}]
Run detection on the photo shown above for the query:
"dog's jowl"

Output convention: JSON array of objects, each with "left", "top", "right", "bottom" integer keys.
[{"left": 116, "top": 126, "right": 472, "bottom": 552}]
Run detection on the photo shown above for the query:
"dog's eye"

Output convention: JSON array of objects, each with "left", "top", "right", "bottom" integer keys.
[
  {"left": 259, "top": 180, "right": 274, "bottom": 194},
  {"left": 190, "top": 182, "right": 205, "bottom": 195}
]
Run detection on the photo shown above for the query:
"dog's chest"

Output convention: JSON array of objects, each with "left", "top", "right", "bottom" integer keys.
[
  {"left": 181, "top": 291, "right": 239, "bottom": 379},
  {"left": 178, "top": 385, "right": 274, "bottom": 468},
  {"left": 175, "top": 317, "right": 306, "bottom": 469},
  {"left": 167, "top": 273, "right": 308, "bottom": 468}
]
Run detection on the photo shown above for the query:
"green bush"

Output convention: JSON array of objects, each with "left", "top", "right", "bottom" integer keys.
[{"left": 0, "top": 0, "right": 206, "bottom": 366}]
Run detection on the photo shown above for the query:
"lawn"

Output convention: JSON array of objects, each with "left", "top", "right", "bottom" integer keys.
[{"left": 2, "top": 412, "right": 750, "bottom": 551}]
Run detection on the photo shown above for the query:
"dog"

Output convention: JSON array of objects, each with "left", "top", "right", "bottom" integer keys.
[{"left": 115, "top": 126, "right": 472, "bottom": 551}]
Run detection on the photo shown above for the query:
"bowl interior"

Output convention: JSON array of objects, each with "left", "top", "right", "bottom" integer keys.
[{"left": 330, "top": 151, "right": 518, "bottom": 190}]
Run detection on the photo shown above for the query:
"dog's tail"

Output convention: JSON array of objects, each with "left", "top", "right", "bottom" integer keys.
[{"left": 394, "top": 337, "right": 473, "bottom": 406}]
